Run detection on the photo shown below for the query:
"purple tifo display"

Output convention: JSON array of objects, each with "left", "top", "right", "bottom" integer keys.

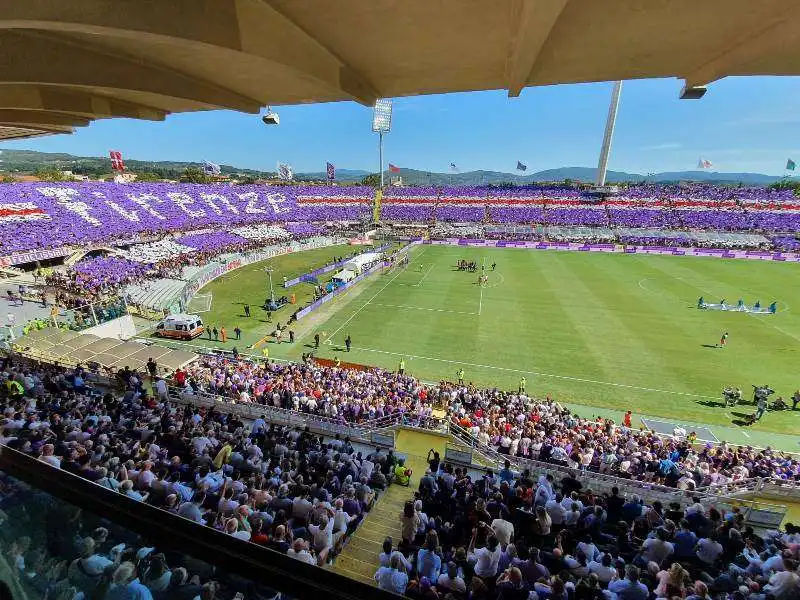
[
  {"left": 2, "top": 182, "right": 799, "bottom": 255},
  {"left": 71, "top": 256, "right": 151, "bottom": 291},
  {"left": 175, "top": 231, "right": 252, "bottom": 253},
  {"left": 0, "top": 183, "right": 372, "bottom": 255}
]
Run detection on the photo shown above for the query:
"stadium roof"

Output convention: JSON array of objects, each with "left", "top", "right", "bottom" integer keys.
[
  {"left": 16, "top": 328, "right": 198, "bottom": 373},
  {"left": 1, "top": 0, "right": 798, "bottom": 139}
]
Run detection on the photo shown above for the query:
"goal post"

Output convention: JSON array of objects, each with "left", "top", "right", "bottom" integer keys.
[{"left": 187, "top": 292, "right": 212, "bottom": 313}]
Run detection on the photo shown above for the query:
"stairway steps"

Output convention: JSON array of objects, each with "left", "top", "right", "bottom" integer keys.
[
  {"left": 344, "top": 536, "right": 384, "bottom": 555},
  {"left": 329, "top": 562, "right": 376, "bottom": 586},
  {"left": 333, "top": 554, "right": 377, "bottom": 577}
]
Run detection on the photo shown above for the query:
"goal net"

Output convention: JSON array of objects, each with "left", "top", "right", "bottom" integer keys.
[{"left": 187, "top": 292, "right": 212, "bottom": 313}]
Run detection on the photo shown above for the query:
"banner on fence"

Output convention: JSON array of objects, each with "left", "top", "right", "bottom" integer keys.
[{"left": 425, "top": 239, "right": 800, "bottom": 262}]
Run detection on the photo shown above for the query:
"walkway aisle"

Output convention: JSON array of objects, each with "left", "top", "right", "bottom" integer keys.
[{"left": 328, "top": 428, "right": 448, "bottom": 585}]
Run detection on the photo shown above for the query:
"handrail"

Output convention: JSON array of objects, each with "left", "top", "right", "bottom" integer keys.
[
  {"left": 0, "top": 446, "right": 394, "bottom": 600},
  {"left": 446, "top": 419, "right": 694, "bottom": 501},
  {"left": 170, "top": 387, "right": 381, "bottom": 444},
  {"left": 166, "top": 389, "right": 800, "bottom": 505}
]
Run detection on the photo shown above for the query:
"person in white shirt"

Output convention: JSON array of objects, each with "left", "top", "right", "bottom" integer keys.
[
  {"left": 287, "top": 539, "right": 317, "bottom": 565},
  {"left": 468, "top": 532, "right": 501, "bottom": 579},
  {"left": 588, "top": 554, "right": 617, "bottom": 584},
  {"left": 309, "top": 512, "right": 335, "bottom": 562},
  {"left": 225, "top": 518, "right": 250, "bottom": 541},
  {"left": 491, "top": 518, "right": 514, "bottom": 547},
  {"left": 38, "top": 444, "right": 61, "bottom": 468},
  {"left": 640, "top": 528, "right": 674, "bottom": 565}
]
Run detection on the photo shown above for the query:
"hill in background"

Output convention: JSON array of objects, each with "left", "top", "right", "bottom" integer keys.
[{"left": 0, "top": 148, "right": 792, "bottom": 186}]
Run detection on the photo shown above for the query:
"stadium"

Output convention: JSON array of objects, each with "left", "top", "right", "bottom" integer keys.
[{"left": 1, "top": 3, "right": 800, "bottom": 600}]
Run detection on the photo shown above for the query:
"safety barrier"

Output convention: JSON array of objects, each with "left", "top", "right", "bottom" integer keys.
[{"left": 169, "top": 387, "right": 396, "bottom": 446}]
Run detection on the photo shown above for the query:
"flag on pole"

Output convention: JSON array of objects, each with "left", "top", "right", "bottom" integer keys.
[
  {"left": 786, "top": 158, "right": 796, "bottom": 171},
  {"left": 516, "top": 161, "right": 527, "bottom": 172},
  {"left": 450, "top": 162, "right": 459, "bottom": 172},
  {"left": 697, "top": 158, "right": 712, "bottom": 169},
  {"left": 109, "top": 150, "right": 124, "bottom": 172},
  {"left": 388, "top": 164, "right": 401, "bottom": 173},
  {"left": 277, "top": 162, "right": 293, "bottom": 181},
  {"left": 326, "top": 162, "right": 336, "bottom": 181},
  {"left": 202, "top": 160, "right": 221, "bottom": 176}
]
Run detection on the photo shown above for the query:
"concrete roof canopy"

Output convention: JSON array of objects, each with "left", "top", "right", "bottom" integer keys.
[{"left": 0, "top": 0, "right": 797, "bottom": 139}]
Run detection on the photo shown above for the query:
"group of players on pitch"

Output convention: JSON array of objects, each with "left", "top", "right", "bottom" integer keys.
[{"left": 455, "top": 258, "right": 496, "bottom": 286}]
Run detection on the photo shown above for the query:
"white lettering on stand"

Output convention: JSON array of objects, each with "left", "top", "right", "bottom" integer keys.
[
  {"left": 266, "top": 193, "right": 291, "bottom": 214},
  {"left": 128, "top": 193, "right": 166, "bottom": 220},
  {"left": 167, "top": 192, "right": 206, "bottom": 217},
  {"left": 93, "top": 192, "right": 140, "bottom": 222},
  {"left": 37, "top": 187, "right": 101, "bottom": 225},
  {"left": 238, "top": 191, "right": 268, "bottom": 214}
]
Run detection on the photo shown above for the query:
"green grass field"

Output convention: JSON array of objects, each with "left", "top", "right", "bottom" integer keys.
[{"left": 144, "top": 243, "right": 800, "bottom": 446}]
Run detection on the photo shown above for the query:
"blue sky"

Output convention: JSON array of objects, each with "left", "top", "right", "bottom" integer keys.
[{"left": 3, "top": 76, "right": 800, "bottom": 175}]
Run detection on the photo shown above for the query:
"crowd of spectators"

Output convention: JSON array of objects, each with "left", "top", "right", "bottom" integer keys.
[
  {"left": 0, "top": 356, "right": 400, "bottom": 599},
  {"left": 179, "top": 355, "right": 437, "bottom": 426},
  {"left": 176, "top": 355, "right": 800, "bottom": 491},
  {"left": 375, "top": 454, "right": 800, "bottom": 600},
  {"left": 0, "top": 352, "right": 799, "bottom": 599}
]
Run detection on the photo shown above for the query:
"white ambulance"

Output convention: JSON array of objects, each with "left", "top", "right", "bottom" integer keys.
[{"left": 154, "top": 313, "right": 205, "bottom": 340}]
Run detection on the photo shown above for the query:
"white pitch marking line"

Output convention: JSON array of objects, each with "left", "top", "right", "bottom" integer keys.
[
  {"left": 741, "top": 431, "right": 751, "bottom": 438},
  {"left": 350, "top": 345, "right": 719, "bottom": 401},
  {"left": 372, "top": 302, "right": 478, "bottom": 316},
  {"left": 325, "top": 247, "right": 424, "bottom": 343},
  {"left": 412, "top": 264, "right": 435, "bottom": 287}
]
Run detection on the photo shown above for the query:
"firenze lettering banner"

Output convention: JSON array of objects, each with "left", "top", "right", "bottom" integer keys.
[{"left": 0, "top": 183, "right": 372, "bottom": 259}]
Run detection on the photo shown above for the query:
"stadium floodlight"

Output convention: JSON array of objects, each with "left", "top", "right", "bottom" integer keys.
[
  {"left": 595, "top": 80, "right": 622, "bottom": 187},
  {"left": 264, "top": 267, "right": 275, "bottom": 306},
  {"left": 372, "top": 99, "right": 393, "bottom": 133},
  {"left": 372, "top": 99, "right": 393, "bottom": 188}
]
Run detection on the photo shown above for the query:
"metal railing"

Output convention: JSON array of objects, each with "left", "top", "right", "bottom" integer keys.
[
  {"left": 169, "top": 387, "right": 394, "bottom": 444},
  {"left": 165, "top": 387, "right": 800, "bottom": 505}
]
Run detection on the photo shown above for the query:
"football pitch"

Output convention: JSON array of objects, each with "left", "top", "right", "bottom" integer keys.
[{"left": 152, "top": 243, "right": 800, "bottom": 442}]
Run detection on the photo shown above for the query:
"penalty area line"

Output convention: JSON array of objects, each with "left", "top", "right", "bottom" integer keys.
[
  {"left": 371, "top": 302, "right": 478, "bottom": 316},
  {"left": 412, "top": 263, "right": 435, "bottom": 287},
  {"left": 350, "top": 345, "right": 718, "bottom": 401}
]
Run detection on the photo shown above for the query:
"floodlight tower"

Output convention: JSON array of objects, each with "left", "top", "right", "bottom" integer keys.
[
  {"left": 264, "top": 267, "right": 275, "bottom": 306},
  {"left": 595, "top": 80, "right": 623, "bottom": 187},
  {"left": 372, "top": 99, "right": 393, "bottom": 188}
]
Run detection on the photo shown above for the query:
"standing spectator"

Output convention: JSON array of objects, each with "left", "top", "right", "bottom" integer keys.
[
  {"left": 374, "top": 554, "right": 409, "bottom": 594},
  {"left": 400, "top": 501, "right": 421, "bottom": 547}
]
